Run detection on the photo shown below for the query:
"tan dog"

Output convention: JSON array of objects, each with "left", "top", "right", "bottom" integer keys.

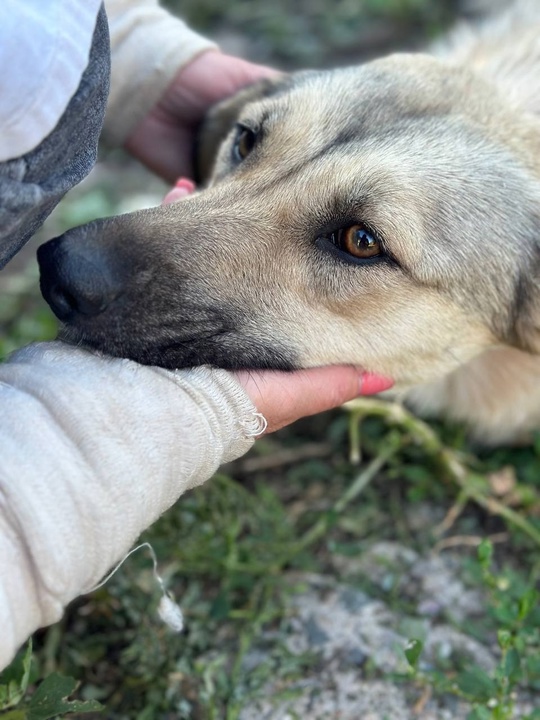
[{"left": 38, "top": 0, "right": 540, "bottom": 445}]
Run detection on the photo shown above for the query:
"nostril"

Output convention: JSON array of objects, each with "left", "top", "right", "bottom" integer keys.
[
  {"left": 47, "top": 283, "right": 79, "bottom": 320},
  {"left": 69, "top": 285, "right": 109, "bottom": 317},
  {"left": 46, "top": 282, "right": 107, "bottom": 320}
]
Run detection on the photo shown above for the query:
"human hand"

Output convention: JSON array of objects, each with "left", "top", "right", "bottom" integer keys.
[
  {"left": 235, "top": 368, "right": 393, "bottom": 434},
  {"left": 125, "top": 50, "right": 279, "bottom": 183}
]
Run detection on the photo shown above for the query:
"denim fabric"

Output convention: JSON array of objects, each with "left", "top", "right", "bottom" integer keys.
[{"left": 0, "top": 4, "right": 110, "bottom": 269}]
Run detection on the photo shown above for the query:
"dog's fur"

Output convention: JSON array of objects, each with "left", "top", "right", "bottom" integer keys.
[{"left": 39, "top": 0, "right": 540, "bottom": 445}]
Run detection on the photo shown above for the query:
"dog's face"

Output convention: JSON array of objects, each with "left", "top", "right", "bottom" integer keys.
[{"left": 39, "top": 53, "right": 540, "bottom": 389}]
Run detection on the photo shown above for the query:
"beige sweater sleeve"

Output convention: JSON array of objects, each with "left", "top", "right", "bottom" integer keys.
[
  {"left": 103, "top": 0, "right": 217, "bottom": 146},
  {"left": 0, "top": 342, "right": 257, "bottom": 670}
]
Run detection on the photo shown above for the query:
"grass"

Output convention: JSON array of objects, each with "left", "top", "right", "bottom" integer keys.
[{"left": 1, "top": 1, "right": 539, "bottom": 717}]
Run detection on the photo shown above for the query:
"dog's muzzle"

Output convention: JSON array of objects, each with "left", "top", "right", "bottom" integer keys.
[{"left": 36, "top": 217, "right": 297, "bottom": 372}]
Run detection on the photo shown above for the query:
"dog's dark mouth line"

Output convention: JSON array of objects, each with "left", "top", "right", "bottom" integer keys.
[
  {"left": 58, "top": 325, "right": 233, "bottom": 351},
  {"left": 56, "top": 323, "right": 298, "bottom": 373}
]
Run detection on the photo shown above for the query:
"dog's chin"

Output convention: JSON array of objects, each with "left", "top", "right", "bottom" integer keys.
[{"left": 58, "top": 326, "right": 297, "bottom": 372}]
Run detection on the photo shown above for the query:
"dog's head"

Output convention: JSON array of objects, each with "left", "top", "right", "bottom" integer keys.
[{"left": 38, "top": 54, "right": 540, "bottom": 389}]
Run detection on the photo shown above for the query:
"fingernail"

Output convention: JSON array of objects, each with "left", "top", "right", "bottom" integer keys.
[
  {"left": 359, "top": 372, "right": 394, "bottom": 395},
  {"left": 175, "top": 177, "right": 195, "bottom": 193}
]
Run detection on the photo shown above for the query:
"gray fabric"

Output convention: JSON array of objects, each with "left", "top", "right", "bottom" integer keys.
[{"left": 0, "top": 5, "right": 110, "bottom": 269}]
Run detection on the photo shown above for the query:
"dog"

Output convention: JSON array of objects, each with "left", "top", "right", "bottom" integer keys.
[{"left": 38, "top": 0, "right": 540, "bottom": 445}]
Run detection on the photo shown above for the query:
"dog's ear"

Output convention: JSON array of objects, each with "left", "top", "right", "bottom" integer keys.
[{"left": 195, "top": 76, "right": 288, "bottom": 184}]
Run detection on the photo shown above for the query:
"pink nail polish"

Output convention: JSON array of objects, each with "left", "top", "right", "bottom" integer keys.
[
  {"left": 175, "top": 177, "right": 195, "bottom": 194},
  {"left": 162, "top": 178, "right": 196, "bottom": 205},
  {"left": 359, "top": 372, "right": 394, "bottom": 395}
]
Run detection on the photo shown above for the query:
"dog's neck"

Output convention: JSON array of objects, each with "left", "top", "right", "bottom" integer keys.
[{"left": 436, "top": 0, "right": 540, "bottom": 118}]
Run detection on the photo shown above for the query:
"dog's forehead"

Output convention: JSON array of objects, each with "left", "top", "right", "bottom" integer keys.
[
  {"left": 252, "top": 55, "right": 478, "bottom": 140},
  {"left": 235, "top": 57, "right": 503, "bottom": 215},
  {"left": 239, "top": 55, "right": 530, "bottom": 219}
]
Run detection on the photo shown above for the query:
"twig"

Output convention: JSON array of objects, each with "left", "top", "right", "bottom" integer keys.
[
  {"left": 343, "top": 398, "right": 540, "bottom": 547},
  {"left": 433, "top": 492, "right": 468, "bottom": 537},
  {"left": 297, "top": 441, "right": 399, "bottom": 551},
  {"left": 237, "top": 442, "right": 333, "bottom": 473},
  {"left": 433, "top": 532, "right": 509, "bottom": 554},
  {"left": 413, "top": 684, "right": 431, "bottom": 715}
]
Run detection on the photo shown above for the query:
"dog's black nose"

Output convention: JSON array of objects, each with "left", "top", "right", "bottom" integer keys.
[{"left": 38, "top": 232, "right": 121, "bottom": 321}]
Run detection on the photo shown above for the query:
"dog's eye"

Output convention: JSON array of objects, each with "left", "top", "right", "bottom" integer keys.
[
  {"left": 233, "top": 125, "right": 257, "bottom": 162},
  {"left": 331, "top": 225, "right": 382, "bottom": 259}
]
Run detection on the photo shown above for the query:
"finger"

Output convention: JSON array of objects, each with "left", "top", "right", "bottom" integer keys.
[{"left": 236, "top": 366, "right": 393, "bottom": 434}]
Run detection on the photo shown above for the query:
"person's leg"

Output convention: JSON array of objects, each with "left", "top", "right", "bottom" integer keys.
[{"left": 0, "top": 5, "right": 110, "bottom": 269}]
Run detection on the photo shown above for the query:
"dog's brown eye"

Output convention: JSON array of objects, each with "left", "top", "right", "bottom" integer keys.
[
  {"left": 233, "top": 126, "right": 256, "bottom": 162},
  {"left": 317, "top": 223, "right": 388, "bottom": 266},
  {"left": 340, "top": 225, "right": 381, "bottom": 259}
]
